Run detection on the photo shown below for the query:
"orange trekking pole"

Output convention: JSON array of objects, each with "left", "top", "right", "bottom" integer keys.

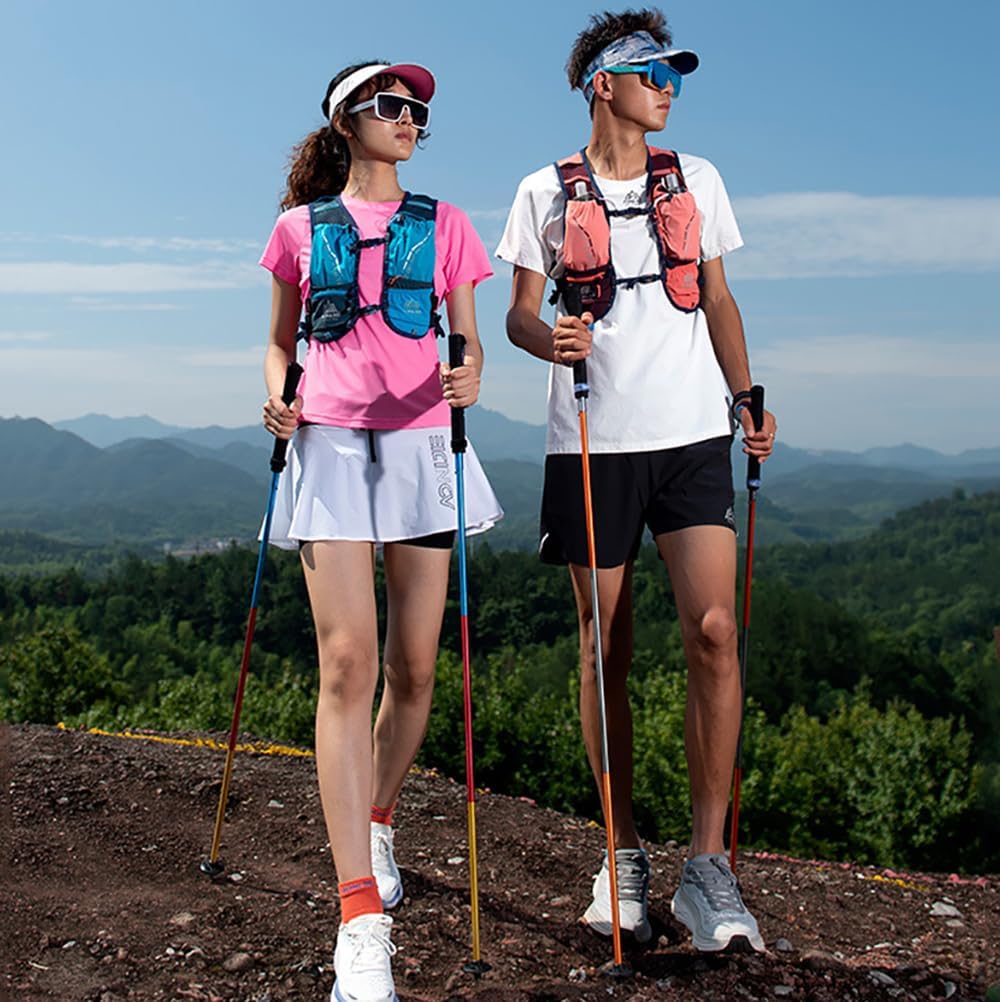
[
  {"left": 729, "top": 384, "right": 765, "bottom": 874},
  {"left": 563, "top": 286, "right": 629, "bottom": 977}
]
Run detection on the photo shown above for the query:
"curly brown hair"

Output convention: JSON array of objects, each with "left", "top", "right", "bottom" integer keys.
[
  {"left": 280, "top": 61, "right": 399, "bottom": 210},
  {"left": 565, "top": 8, "right": 671, "bottom": 91}
]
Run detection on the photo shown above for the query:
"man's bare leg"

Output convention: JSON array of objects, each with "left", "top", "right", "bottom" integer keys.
[
  {"left": 568, "top": 561, "right": 641, "bottom": 849},
  {"left": 656, "top": 525, "right": 740, "bottom": 857}
]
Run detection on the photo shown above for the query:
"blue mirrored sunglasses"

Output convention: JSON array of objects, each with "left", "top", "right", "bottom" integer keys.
[{"left": 602, "top": 61, "right": 683, "bottom": 97}]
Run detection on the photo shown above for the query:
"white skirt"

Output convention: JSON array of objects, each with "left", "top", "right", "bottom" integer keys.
[{"left": 264, "top": 424, "right": 504, "bottom": 550}]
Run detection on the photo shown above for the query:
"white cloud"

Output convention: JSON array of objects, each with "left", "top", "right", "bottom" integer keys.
[
  {"left": 187, "top": 347, "right": 266, "bottom": 368},
  {"left": 751, "top": 334, "right": 999, "bottom": 451},
  {"left": 0, "top": 232, "right": 258, "bottom": 255},
  {"left": 0, "top": 261, "right": 261, "bottom": 294},
  {"left": 467, "top": 207, "right": 512, "bottom": 222},
  {"left": 59, "top": 235, "right": 260, "bottom": 254},
  {"left": 0, "top": 331, "right": 52, "bottom": 343},
  {"left": 753, "top": 333, "right": 1000, "bottom": 381},
  {"left": 730, "top": 193, "right": 1000, "bottom": 279},
  {"left": 69, "top": 297, "right": 185, "bottom": 312}
]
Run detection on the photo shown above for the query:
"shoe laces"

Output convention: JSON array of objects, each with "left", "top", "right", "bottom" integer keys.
[
  {"left": 594, "top": 851, "right": 649, "bottom": 903},
  {"left": 344, "top": 915, "right": 397, "bottom": 981},
  {"left": 685, "top": 855, "right": 745, "bottom": 914},
  {"left": 615, "top": 854, "right": 649, "bottom": 903}
]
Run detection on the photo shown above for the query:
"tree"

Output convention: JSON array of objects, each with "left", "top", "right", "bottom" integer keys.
[{"left": 0, "top": 625, "right": 124, "bottom": 724}]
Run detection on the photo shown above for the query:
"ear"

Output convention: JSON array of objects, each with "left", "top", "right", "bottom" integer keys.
[
  {"left": 590, "top": 69, "right": 616, "bottom": 102},
  {"left": 330, "top": 109, "right": 353, "bottom": 140}
]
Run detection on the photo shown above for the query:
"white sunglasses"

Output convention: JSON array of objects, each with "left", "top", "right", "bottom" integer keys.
[{"left": 346, "top": 91, "right": 431, "bottom": 131}]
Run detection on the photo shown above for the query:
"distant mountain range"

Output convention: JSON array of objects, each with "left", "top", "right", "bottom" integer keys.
[
  {"left": 0, "top": 418, "right": 264, "bottom": 544},
  {"left": 54, "top": 410, "right": 1000, "bottom": 478},
  {"left": 53, "top": 408, "right": 549, "bottom": 461},
  {"left": 2, "top": 413, "right": 997, "bottom": 552}
]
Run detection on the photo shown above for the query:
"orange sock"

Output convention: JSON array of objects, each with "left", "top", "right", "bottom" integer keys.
[
  {"left": 338, "top": 876, "right": 382, "bottom": 924},
  {"left": 370, "top": 802, "right": 394, "bottom": 826}
]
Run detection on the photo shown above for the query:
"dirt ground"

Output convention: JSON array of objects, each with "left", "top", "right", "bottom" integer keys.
[{"left": 3, "top": 723, "right": 997, "bottom": 1001}]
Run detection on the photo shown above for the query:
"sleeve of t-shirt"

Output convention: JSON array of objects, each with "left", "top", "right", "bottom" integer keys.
[
  {"left": 695, "top": 160, "right": 744, "bottom": 262},
  {"left": 494, "top": 168, "right": 563, "bottom": 278},
  {"left": 259, "top": 208, "right": 306, "bottom": 287},
  {"left": 437, "top": 203, "right": 493, "bottom": 295}
]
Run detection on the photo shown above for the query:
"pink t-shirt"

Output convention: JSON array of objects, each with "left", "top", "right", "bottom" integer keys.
[{"left": 260, "top": 195, "right": 492, "bottom": 429}]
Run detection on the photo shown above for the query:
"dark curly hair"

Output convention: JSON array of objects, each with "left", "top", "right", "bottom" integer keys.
[
  {"left": 565, "top": 8, "right": 672, "bottom": 92},
  {"left": 280, "top": 61, "right": 400, "bottom": 210}
]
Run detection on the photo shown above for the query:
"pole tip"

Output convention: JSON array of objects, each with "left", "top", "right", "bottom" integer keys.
[
  {"left": 199, "top": 858, "right": 225, "bottom": 878},
  {"left": 600, "top": 960, "right": 634, "bottom": 979},
  {"left": 462, "top": 960, "right": 491, "bottom": 979}
]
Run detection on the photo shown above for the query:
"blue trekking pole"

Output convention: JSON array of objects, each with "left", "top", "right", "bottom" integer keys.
[
  {"left": 729, "top": 384, "right": 765, "bottom": 875},
  {"left": 447, "top": 332, "right": 490, "bottom": 976},
  {"left": 201, "top": 360, "right": 303, "bottom": 877}
]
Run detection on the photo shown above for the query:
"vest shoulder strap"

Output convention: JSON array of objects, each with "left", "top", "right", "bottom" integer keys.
[
  {"left": 554, "top": 150, "right": 599, "bottom": 201},
  {"left": 646, "top": 147, "right": 688, "bottom": 193},
  {"left": 398, "top": 191, "right": 438, "bottom": 221},
  {"left": 310, "top": 195, "right": 355, "bottom": 229}
]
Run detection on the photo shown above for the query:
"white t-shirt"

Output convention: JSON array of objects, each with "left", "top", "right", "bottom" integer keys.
[{"left": 495, "top": 153, "right": 743, "bottom": 455}]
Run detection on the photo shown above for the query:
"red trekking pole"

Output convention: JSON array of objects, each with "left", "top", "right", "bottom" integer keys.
[
  {"left": 447, "top": 333, "right": 490, "bottom": 977},
  {"left": 729, "top": 384, "right": 765, "bottom": 874},
  {"left": 201, "top": 360, "right": 302, "bottom": 877}
]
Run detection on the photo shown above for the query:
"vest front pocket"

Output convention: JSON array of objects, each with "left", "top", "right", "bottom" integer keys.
[
  {"left": 653, "top": 189, "right": 700, "bottom": 263},
  {"left": 665, "top": 260, "right": 700, "bottom": 311}
]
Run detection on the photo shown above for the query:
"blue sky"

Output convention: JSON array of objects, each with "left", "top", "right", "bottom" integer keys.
[{"left": 1, "top": 0, "right": 997, "bottom": 451}]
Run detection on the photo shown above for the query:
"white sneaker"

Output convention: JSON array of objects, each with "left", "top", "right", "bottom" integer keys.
[
  {"left": 670, "top": 853, "right": 765, "bottom": 952},
  {"left": 331, "top": 912, "right": 398, "bottom": 1002},
  {"left": 581, "top": 848, "right": 652, "bottom": 943},
  {"left": 370, "top": 822, "right": 403, "bottom": 909}
]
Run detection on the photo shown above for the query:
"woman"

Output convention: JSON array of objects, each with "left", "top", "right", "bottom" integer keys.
[{"left": 259, "top": 60, "right": 502, "bottom": 1001}]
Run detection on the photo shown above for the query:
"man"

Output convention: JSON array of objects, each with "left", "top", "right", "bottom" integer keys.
[{"left": 496, "top": 8, "right": 776, "bottom": 952}]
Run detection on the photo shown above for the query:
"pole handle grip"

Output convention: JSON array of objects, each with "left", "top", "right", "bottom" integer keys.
[
  {"left": 562, "top": 285, "right": 583, "bottom": 316},
  {"left": 561, "top": 286, "right": 590, "bottom": 399},
  {"left": 746, "top": 384, "right": 765, "bottom": 489},
  {"left": 449, "top": 333, "right": 467, "bottom": 454},
  {"left": 270, "top": 361, "right": 303, "bottom": 473}
]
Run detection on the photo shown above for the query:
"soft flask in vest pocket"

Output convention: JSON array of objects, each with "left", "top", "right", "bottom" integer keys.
[{"left": 562, "top": 197, "right": 614, "bottom": 318}]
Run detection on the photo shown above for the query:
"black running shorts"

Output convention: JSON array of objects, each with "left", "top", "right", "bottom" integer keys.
[{"left": 539, "top": 435, "right": 736, "bottom": 568}]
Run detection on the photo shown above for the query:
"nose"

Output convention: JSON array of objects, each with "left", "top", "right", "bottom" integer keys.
[{"left": 398, "top": 103, "right": 414, "bottom": 125}]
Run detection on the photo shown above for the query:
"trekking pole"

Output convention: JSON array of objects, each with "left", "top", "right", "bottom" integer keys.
[
  {"left": 729, "top": 384, "right": 765, "bottom": 875},
  {"left": 200, "top": 360, "right": 303, "bottom": 878},
  {"left": 562, "top": 287, "right": 629, "bottom": 977},
  {"left": 448, "top": 333, "right": 491, "bottom": 977}
]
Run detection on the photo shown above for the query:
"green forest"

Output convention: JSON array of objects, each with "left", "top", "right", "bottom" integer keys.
[{"left": 2, "top": 489, "right": 998, "bottom": 874}]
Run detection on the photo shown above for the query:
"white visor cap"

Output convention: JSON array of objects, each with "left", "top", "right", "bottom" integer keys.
[{"left": 323, "top": 63, "right": 436, "bottom": 122}]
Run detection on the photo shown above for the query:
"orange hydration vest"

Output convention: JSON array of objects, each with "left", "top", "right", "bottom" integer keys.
[{"left": 553, "top": 146, "right": 702, "bottom": 318}]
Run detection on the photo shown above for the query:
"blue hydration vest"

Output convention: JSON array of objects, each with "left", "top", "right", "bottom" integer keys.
[{"left": 301, "top": 192, "right": 443, "bottom": 342}]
